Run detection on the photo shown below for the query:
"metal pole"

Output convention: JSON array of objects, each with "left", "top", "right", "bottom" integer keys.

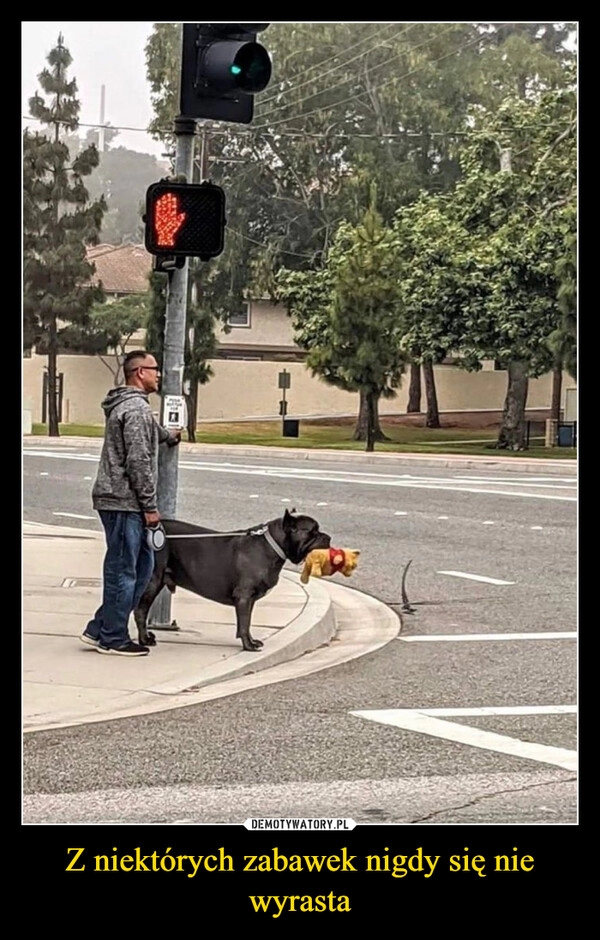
[{"left": 149, "top": 116, "right": 196, "bottom": 629}]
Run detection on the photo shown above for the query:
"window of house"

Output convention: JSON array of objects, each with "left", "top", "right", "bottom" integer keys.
[{"left": 227, "top": 302, "right": 250, "bottom": 328}]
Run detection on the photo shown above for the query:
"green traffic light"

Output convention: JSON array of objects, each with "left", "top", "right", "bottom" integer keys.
[{"left": 232, "top": 42, "right": 271, "bottom": 92}]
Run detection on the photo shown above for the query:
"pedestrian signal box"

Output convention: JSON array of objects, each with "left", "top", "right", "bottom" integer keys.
[{"left": 144, "top": 181, "right": 226, "bottom": 261}]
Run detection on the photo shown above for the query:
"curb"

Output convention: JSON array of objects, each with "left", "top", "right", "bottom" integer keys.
[{"left": 23, "top": 435, "right": 577, "bottom": 476}]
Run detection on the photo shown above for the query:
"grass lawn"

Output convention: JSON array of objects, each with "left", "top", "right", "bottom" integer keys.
[{"left": 31, "top": 418, "right": 577, "bottom": 460}]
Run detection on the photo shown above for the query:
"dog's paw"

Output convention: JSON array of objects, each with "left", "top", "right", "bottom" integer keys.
[
  {"left": 142, "top": 631, "right": 157, "bottom": 647},
  {"left": 242, "top": 637, "right": 264, "bottom": 651}
]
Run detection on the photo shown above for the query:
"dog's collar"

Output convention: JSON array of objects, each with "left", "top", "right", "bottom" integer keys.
[
  {"left": 250, "top": 524, "right": 287, "bottom": 562},
  {"left": 263, "top": 527, "right": 287, "bottom": 561}
]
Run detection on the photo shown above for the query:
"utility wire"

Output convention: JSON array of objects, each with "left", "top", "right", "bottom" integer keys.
[
  {"left": 255, "top": 27, "right": 496, "bottom": 131},
  {"left": 258, "top": 22, "right": 419, "bottom": 108},
  {"left": 258, "top": 22, "right": 397, "bottom": 104},
  {"left": 21, "top": 115, "right": 572, "bottom": 140},
  {"left": 21, "top": 26, "right": 483, "bottom": 141},
  {"left": 22, "top": 30, "right": 574, "bottom": 146},
  {"left": 255, "top": 22, "right": 461, "bottom": 127}
]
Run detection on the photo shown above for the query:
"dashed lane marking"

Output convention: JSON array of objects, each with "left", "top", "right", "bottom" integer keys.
[{"left": 437, "top": 570, "right": 515, "bottom": 584}]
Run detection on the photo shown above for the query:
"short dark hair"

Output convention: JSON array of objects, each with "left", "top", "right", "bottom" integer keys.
[{"left": 123, "top": 349, "right": 152, "bottom": 376}]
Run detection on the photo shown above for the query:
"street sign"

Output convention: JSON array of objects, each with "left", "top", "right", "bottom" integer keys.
[{"left": 163, "top": 394, "right": 187, "bottom": 429}]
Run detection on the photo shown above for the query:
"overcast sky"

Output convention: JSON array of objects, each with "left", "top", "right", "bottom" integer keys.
[{"left": 22, "top": 21, "right": 164, "bottom": 157}]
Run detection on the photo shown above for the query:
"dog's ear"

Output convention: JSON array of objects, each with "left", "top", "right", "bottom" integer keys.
[{"left": 283, "top": 508, "right": 296, "bottom": 529}]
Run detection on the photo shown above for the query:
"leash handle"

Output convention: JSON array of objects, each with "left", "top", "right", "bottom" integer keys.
[{"left": 146, "top": 523, "right": 166, "bottom": 551}]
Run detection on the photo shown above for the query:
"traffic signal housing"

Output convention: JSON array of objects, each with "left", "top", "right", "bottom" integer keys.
[
  {"left": 180, "top": 23, "right": 272, "bottom": 124},
  {"left": 144, "top": 181, "right": 226, "bottom": 262}
]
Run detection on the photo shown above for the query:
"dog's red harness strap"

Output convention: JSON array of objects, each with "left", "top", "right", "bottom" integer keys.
[{"left": 328, "top": 548, "right": 346, "bottom": 572}]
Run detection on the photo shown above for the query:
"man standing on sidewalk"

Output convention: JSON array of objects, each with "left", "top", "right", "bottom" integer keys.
[{"left": 81, "top": 349, "right": 181, "bottom": 656}]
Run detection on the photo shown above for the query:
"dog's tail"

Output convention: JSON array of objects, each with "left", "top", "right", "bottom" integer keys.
[{"left": 401, "top": 559, "right": 415, "bottom": 613}]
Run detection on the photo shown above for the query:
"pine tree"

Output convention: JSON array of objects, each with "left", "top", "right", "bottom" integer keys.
[{"left": 23, "top": 34, "right": 106, "bottom": 436}]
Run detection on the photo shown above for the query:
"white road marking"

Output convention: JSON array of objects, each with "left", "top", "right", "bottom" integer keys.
[
  {"left": 52, "top": 512, "right": 95, "bottom": 520},
  {"left": 530, "top": 526, "right": 543, "bottom": 530},
  {"left": 437, "top": 515, "right": 449, "bottom": 519},
  {"left": 438, "top": 570, "right": 515, "bottom": 585},
  {"left": 416, "top": 705, "right": 577, "bottom": 716},
  {"left": 482, "top": 520, "right": 495, "bottom": 525},
  {"left": 24, "top": 453, "right": 576, "bottom": 501},
  {"left": 394, "top": 511, "right": 408, "bottom": 515},
  {"left": 175, "top": 472, "right": 576, "bottom": 502},
  {"left": 350, "top": 707, "right": 577, "bottom": 771},
  {"left": 453, "top": 475, "right": 576, "bottom": 486},
  {"left": 398, "top": 632, "right": 576, "bottom": 642}
]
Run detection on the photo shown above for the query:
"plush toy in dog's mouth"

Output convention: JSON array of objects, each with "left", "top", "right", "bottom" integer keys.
[{"left": 300, "top": 547, "right": 360, "bottom": 583}]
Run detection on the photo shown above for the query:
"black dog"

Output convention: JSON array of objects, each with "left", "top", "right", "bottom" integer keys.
[{"left": 134, "top": 509, "right": 331, "bottom": 652}]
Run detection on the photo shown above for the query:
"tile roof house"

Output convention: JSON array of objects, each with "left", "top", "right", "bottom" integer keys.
[
  {"left": 85, "top": 243, "right": 304, "bottom": 361},
  {"left": 87, "top": 243, "right": 154, "bottom": 297},
  {"left": 86, "top": 243, "right": 155, "bottom": 349}
]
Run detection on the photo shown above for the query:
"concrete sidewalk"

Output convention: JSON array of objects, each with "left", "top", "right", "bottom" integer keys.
[{"left": 23, "top": 521, "right": 400, "bottom": 733}]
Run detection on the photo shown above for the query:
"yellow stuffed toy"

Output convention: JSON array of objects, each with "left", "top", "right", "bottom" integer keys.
[{"left": 300, "top": 547, "right": 360, "bottom": 583}]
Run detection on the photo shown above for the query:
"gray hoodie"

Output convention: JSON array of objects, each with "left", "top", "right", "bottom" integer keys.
[{"left": 92, "top": 386, "right": 170, "bottom": 513}]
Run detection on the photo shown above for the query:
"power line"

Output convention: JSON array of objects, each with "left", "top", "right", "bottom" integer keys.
[
  {"left": 254, "top": 28, "right": 496, "bottom": 131},
  {"left": 258, "top": 22, "right": 419, "bottom": 109},
  {"left": 255, "top": 22, "right": 460, "bottom": 127},
  {"left": 227, "top": 226, "right": 317, "bottom": 260},
  {"left": 22, "top": 28, "right": 574, "bottom": 148},
  {"left": 259, "top": 23, "right": 397, "bottom": 105},
  {"left": 22, "top": 114, "right": 573, "bottom": 146}
]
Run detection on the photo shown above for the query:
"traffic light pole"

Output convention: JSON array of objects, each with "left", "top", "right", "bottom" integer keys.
[{"left": 149, "top": 116, "right": 196, "bottom": 630}]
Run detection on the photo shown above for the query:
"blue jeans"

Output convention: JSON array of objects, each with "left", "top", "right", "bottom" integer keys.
[{"left": 85, "top": 510, "right": 155, "bottom": 648}]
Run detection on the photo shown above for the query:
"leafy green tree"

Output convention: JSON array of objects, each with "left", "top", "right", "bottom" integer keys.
[
  {"left": 143, "top": 23, "right": 575, "bottom": 433},
  {"left": 87, "top": 294, "right": 151, "bottom": 385},
  {"left": 23, "top": 34, "right": 106, "bottom": 436},
  {"left": 143, "top": 22, "right": 485, "bottom": 429},
  {"left": 448, "top": 84, "right": 576, "bottom": 449},
  {"left": 393, "top": 195, "right": 474, "bottom": 427},
  {"left": 277, "top": 195, "right": 406, "bottom": 449},
  {"left": 547, "top": 202, "right": 577, "bottom": 422}
]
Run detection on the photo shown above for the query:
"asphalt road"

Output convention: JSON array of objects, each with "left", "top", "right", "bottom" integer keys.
[{"left": 22, "top": 444, "right": 577, "bottom": 827}]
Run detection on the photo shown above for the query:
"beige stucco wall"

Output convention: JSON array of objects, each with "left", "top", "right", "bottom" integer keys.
[
  {"left": 22, "top": 354, "right": 163, "bottom": 426},
  {"left": 23, "top": 353, "right": 572, "bottom": 426},
  {"left": 215, "top": 300, "right": 296, "bottom": 346}
]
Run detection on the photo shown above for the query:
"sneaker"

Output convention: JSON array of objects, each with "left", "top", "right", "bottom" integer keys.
[
  {"left": 97, "top": 641, "right": 149, "bottom": 657},
  {"left": 80, "top": 631, "right": 100, "bottom": 648}
]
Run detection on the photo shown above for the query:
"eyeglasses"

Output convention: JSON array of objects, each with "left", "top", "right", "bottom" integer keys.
[{"left": 140, "top": 365, "right": 161, "bottom": 372}]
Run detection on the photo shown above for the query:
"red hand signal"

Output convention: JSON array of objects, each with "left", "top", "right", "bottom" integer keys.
[{"left": 153, "top": 193, "right": 186, "bottom": 247}]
